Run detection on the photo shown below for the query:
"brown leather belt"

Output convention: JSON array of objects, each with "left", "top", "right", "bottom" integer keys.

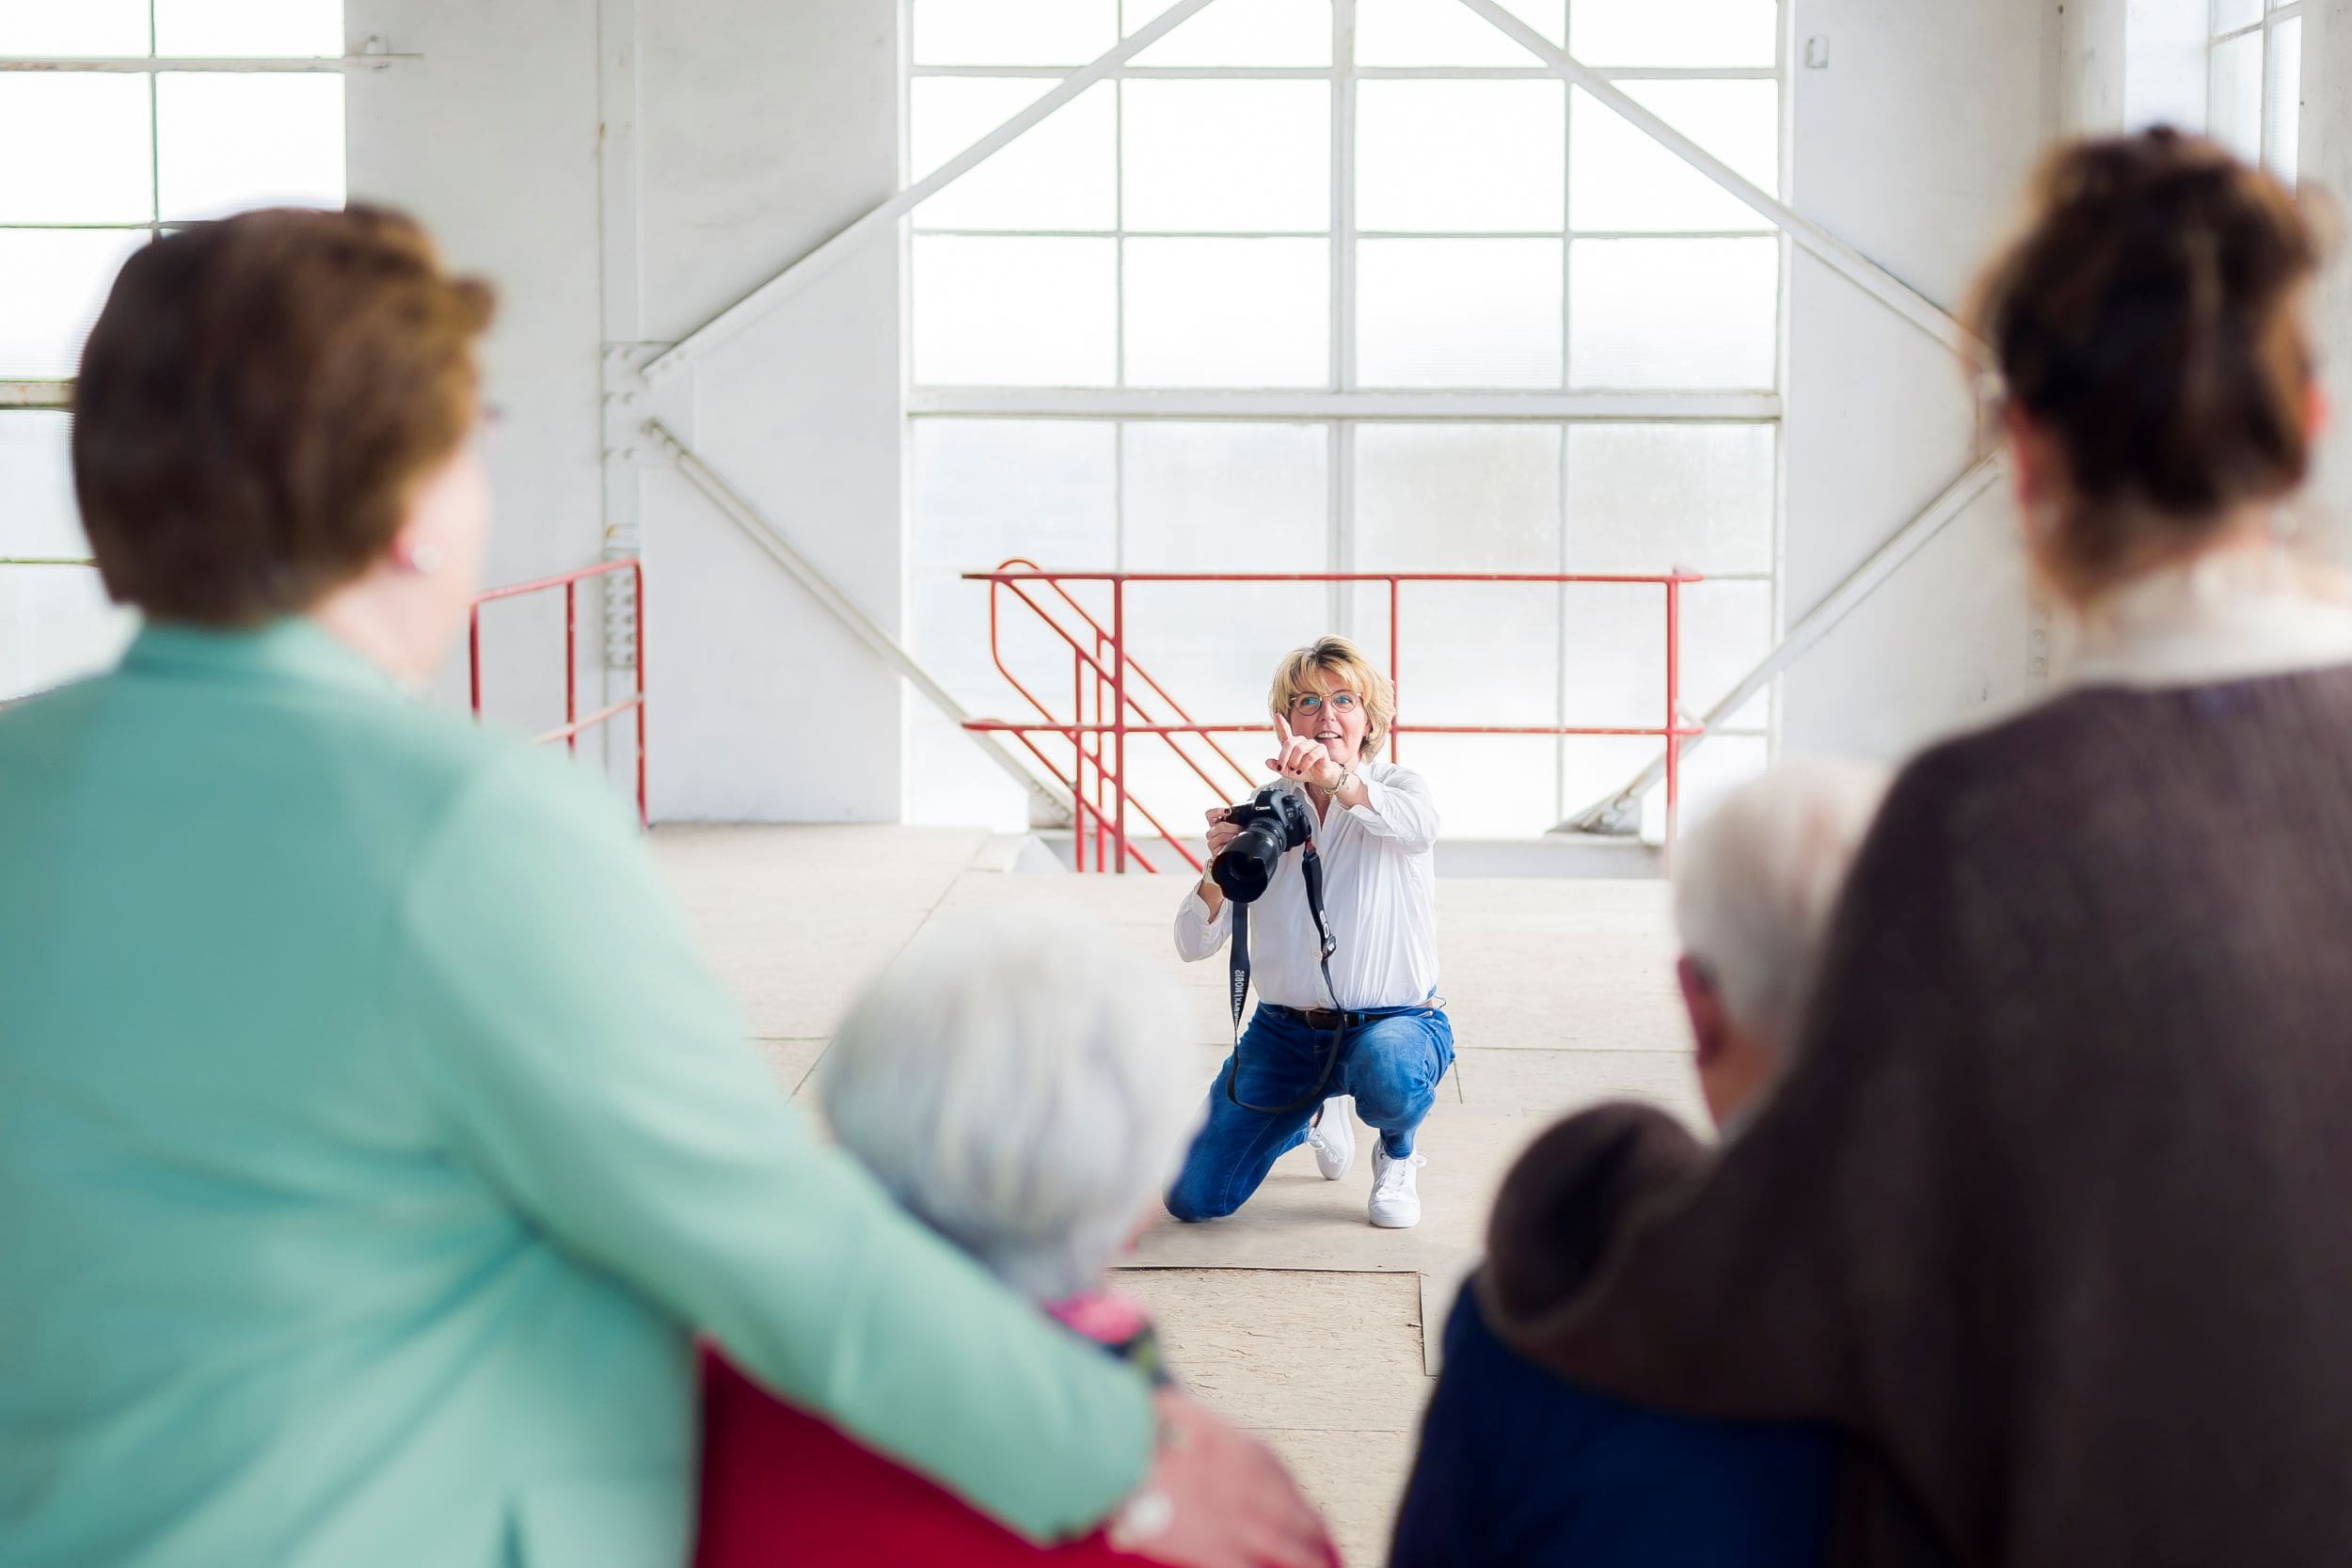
[{"left": 1265, "top": 1003, "right": 1381, "bottom": 1031}]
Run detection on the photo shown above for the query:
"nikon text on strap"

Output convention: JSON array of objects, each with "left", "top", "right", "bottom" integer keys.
[{"left": 1224, "top": 842, "right": 1349, "bottom": 1116}]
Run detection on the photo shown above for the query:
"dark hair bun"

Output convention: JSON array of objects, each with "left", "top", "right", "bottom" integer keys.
[{"left": 1970, "top": 128, "right": 2321, "bottom": 588}]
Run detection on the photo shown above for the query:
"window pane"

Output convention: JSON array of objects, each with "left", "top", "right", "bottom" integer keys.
[
  {"left": 157, "top": 73, "right": 344, "bottom": 220},
  {"left": 0, "top": 229, "right": 143, "bottom": 378},
  {"left": 1355, "top": 0, "right": 1563, "bottom": 67},
  {"left": 912, "top": 79, "right": 1115, "bottom": 230},
  {"left": 1569, "top": 236, "right": 1776, "bottom": 388},
  {"left": 1123, "top": 238, "right": 1328, "bottom": 388},
  {"left": 1358, "top": 238, "right": 1562, "bottom": 387},
  {"left": 1121, "top": 421, "right": 1327, "bottom": 570},
  {"left": 914, "top": 0, "right": 1115, "bottom": 65},
  {"left": 1385, "top": 734, "right": 1557, "bottom": 837},
  {"left": 2214, "top": 0, "right": 2263, "bottom": 32},
  {"left": 1357, "top": 424, "right": 1561, "bottom": 728},
  {"left": 1561, "top": 579, "right": 1768, "bottom": 732},
  {"left": 1123, "top": 81, "right": 1328, "bottom": 232},
  {"left": 1563, "top": 734, "right": 1661, "bottom": 821},
  {"left": 2209, "top": 32, "right": 2262, "bottom": 164},
  {"left": 1683, "top": 578, "right": 1772, "bottom": 722},
  {"left": 2267, "top": 17, "right": 2301, "bottom": 183},
  {"left": 0, "top": 412, "right": 87, "bottom": 559},
  {"left": 1676, "top": 734, "right": 1769, "bottom": 827},
  {"left": 1565, "top": 423, "right": 1773, "bottom": 574},
  {"left": 154, "top": 0, "right": 342, "bottom": 55},
  {"left": 1569, "top": 82, "right": 1778, "bottom": 232},
  {"left": 1562, "top": 581, "right": 1667, "bottom": 727},
  {"left": 1357, "top": 81, "right": 1564, "bottom": 232},
  {"left": 0, "top": 566, "right": 135, "bottom": 704},
  {"left": 1570, "top": 0, "right": 1776, "bottom": 68},
  {"left": 1128, "top": 0, "right": 1330, "bottom": 66},
  {"left": 1120, "top": 421, "right": 1327, "bottom": 741},
  {"left": 0, "top": 75, "right": 152, "bottom": 224},
  {"left": 907, "top": 418, "right": 1115, "bottom": 825},
  {"left": 0, "top": 2, "right": 149, "bottom": 56},
  {"left": 914, "top": 236, "right": 1117, "bottom": 385},
  {"left": 1354, "top": 423, "right": 1560, "bottom": 570}
]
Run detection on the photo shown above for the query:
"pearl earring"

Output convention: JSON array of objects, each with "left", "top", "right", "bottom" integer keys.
[{"left": 405, "top": 544, "right": 444, "bottom": 576}]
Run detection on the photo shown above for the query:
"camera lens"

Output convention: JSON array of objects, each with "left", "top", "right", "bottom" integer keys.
[{"left": 1212, "top": 819, "right": 1284, "bottom": 904}]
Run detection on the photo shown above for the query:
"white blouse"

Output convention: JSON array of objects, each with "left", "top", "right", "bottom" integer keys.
[{"left": 1172, "top": 759, "right": 1441, "bottom": 1012}]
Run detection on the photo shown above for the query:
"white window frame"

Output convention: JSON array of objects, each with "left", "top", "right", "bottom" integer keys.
[
  {"left": 900, "top": 1, "right": 1793, "bottom": 830},
  {"left": 2207, "top": 0, "right": 2302, "bottom": 181}
]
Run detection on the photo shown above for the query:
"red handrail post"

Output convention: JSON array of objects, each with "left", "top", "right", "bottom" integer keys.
[
  {"left": 563, "top": 580, "right": 579, "bottom": 757},
  {"left": 1112, "top": 579, "right": 1129, "bottom": 873},
  {"left": 1077, "top": 643, "right": 1091, "bottom": 879},
  {"left": 1663, "top": 575, "right": 1683, "bottom": 854},
  {"left": 632, "top": 560, "right": 648, "bottom": 830},
  {"left": 469, "top": 558, "right": 648, "bottom": 830},
  {"left": 1388, "top": 575, "right": 1402, "bottom": 766}
]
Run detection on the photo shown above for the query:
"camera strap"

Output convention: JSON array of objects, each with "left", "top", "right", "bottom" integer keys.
[{"left": 1224, "top": 843, "right": 1349, "bottom": 1117}]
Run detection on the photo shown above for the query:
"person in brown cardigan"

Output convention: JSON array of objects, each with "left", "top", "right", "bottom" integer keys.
[{"left": 1478, "top": 128, "right": 2352, "bottom": 1568}]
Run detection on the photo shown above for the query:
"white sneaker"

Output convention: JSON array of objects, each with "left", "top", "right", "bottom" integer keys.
[
  {"left": 1369, "top": 1147, "right": 1425, "bottom": 1229},
  {"left": 1305, "top": 1097, "right": 1355, "bottom": 1180}
]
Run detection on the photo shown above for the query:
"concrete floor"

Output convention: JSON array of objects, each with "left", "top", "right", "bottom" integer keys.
[{"left": 654, "top": 825, "right": 1704, "bottom": 1568}]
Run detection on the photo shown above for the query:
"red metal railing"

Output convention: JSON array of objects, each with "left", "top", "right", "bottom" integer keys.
[
  {"left": 469, "top": 559, "right": 647, "bottom": 827},
  {"left": 963, "top": 563, "right": 1703, "bottom": 873}
]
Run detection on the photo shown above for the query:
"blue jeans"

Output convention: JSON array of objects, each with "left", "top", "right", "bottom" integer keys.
[{"left": 1166, "top": 1003, "right": 1455, "bottom": 1223}]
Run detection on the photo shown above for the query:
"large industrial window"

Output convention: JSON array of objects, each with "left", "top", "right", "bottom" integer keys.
[
  {"left": 0, "top": 2, "right": 346, "bottom": 701},
  {"left": 906, "top": 0, "right": 1785, "bottom": 841},
  {"left": 2207, "top": 0, "right": 2300, "bottom": 182}
]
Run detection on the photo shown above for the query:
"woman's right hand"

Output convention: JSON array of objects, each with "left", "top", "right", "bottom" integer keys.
[
  {"left": 1203, "top": 807, "right": 1240, "bottom": 863},
  {"left": 1119, "top": 1390, "right": 1333, "bottom": 1568}
]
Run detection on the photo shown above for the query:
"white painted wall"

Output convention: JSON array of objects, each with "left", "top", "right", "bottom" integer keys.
[
  {"left": 1772, "top": 0, "right": 2051, "bottom": 766},
  {"left": 2297, "top": 1, "right": 2352, "bottom": 562},
  {"left": 345, "top": 0, "right": 906, "bottom": 820},
  {"left": 345, "top": 0, "right": 606, "bottom": 736}
]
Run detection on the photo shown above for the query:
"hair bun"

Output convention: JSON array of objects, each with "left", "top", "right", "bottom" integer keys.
[{"left": 1967, "top": 129, "right": 2321, "bottom": 594}]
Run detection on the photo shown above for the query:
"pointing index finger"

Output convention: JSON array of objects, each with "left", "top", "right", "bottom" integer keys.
[{"left": 1273, "top": 712, "right": 1295, "bottom": 747}]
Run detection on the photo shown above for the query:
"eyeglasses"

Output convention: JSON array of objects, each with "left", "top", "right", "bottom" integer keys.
[{"left": 1288, "top": 691, "right": 1360, "bottom": 716}]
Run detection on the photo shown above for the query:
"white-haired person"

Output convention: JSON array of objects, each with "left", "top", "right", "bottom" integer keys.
[
  {"left": 694, "top": 908, "right": 1338, "bottom": 1568},
  {"left": 1391, "top": 760, "right": 1887, "bottom": 1568},
  {"left": 1168, "top": 635, "right": 1452, "bottom": 1229}
]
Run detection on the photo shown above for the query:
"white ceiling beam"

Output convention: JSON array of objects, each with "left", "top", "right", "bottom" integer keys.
[
  {"left": 0, "top": 55, "right": 418, "bottom": 71},
  {"left": 1451, "top": 0, "right": 1979, "bottom": 357},
  {"left": 642, "top": 0, "right": 1224, "bottom": 383}
]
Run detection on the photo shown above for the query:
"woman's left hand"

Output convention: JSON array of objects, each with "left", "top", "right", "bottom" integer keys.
[{"left": 1266, "top": 716, "right": 1343, "bottom": 792}]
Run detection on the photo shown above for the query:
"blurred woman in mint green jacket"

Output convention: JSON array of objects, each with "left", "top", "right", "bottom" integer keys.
[{"left": 0, "top": 208, "right": 1327, "bottom": 1568}]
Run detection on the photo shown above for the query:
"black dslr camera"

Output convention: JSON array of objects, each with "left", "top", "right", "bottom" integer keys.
[{"left": 1210, "top": 784, "right": 1316, "bottom": 905}]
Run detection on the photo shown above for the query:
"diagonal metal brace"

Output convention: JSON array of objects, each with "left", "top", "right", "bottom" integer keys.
[
  {"left": 1452, "top": 0, "right": 1979, "bottom": 358},
  {"left": 642, "top": 419, "right": 1073, "bottom": 826},
  {"left": 643, "top": 0, "right": 1224, "bottom": 382},
  {"left": 1555, "top": 453, "right": 2006, "bottom": 835}
]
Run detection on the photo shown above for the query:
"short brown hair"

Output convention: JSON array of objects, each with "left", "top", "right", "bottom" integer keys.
[
  {"left": 1268, "top": 635, "right": 1397, "bottom": 760},
  {"left": 73, "top": 205, "right": 496, "bottom": 626},
  {"left": 1968, "top": 129, "right": 2323, "bottom": 594}
]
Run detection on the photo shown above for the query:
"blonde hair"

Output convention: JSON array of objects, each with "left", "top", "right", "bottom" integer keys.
[{"left": 1268, "top": 635, "right": 1396, "bottom": 760}]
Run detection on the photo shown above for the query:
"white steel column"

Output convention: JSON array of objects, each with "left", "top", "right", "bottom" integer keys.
[{"left": 596, "top": 0, "right": 646, "bottom": 786}]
